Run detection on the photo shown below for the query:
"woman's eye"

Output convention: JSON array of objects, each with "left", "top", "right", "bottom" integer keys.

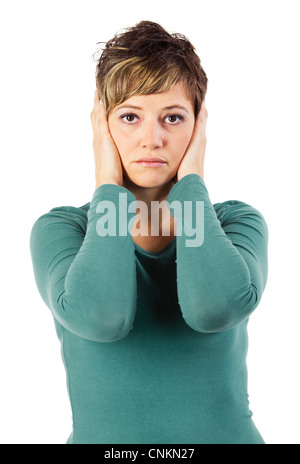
[
  {"left": 120, "top": 113, "right": 184, "bottom": 125},
  {"left": 165, "top": 114, "right": 184, "bottom": 124},
  {"left": 120, "top": 113, "right": 138, "bottom": 124}
]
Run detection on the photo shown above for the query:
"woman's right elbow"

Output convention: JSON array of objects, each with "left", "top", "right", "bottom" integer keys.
[
  {"left": 53, "top": 302, "right": 134, "bottom": 343},
  {"left": 91, "top": 310, "right": 134, "bottom": 342}
]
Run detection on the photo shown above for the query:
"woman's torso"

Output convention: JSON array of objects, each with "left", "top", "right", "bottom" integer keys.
[{"left": 57, "top": 241, "right": 264, "bottom": 444}]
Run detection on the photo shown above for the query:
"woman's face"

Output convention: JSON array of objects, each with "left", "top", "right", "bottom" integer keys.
[{"left": 108, "top": 82, "right": 195, "bottom": 188}]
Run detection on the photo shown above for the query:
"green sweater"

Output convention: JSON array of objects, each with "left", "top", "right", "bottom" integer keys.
[{"left": 30, "top": 174, "right": 268, "bottom": 444}]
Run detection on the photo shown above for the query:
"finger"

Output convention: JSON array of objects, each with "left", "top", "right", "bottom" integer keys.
[
  {"left": 94, "top": 96, "right": 104, "bottom": 113},
  {"left": 92, "top": 92, "right": 105, "bottom": 118},
  {"left": 91, "top": 91, "right": 100, "bottom": 118},
  {"left": 198, "top": 101, "right": 208, "bottom": 132},
  {"left": 92, "top": 100, "right": 111, "bottom": 138},
  {"left": 189, "top": 105, "right": 207, "bottom": 146},
  {"left": 93, "top": 90, "right": 105, "bottom": 114},
  {"left": 200, "top": 100, "right": 208, "bottom": 121},
  {"left": 193, "top": 110, "right": 204, "bottom": 136},
  {"left": 94, "top": 89, "right": 99, "bottom": 103}
]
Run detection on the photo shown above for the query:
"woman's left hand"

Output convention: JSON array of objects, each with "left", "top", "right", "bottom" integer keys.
[{"left": 176, "top": 100, "right": 208, "bottom": 182}]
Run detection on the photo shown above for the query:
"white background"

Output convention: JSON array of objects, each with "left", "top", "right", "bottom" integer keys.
[{"left": 0, "top": 0, "right": 299, "bottom": 444}]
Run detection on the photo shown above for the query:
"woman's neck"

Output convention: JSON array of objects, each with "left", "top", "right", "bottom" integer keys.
[
  {"left": 122, "top": 176, "right": 176, "bottom": 247},
  {"left": 122, "top": 176, "right": 175, "bottom": 210}
]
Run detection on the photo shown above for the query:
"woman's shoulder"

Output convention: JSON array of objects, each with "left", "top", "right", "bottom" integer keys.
[
  {"left": 213, "top": 199, "right": 268, "bottom": 229},
  {"left": 31, "top": 201, "right": 91, "bottom": 235},
  {"left": 48, "top": 201, "right": 90, "bottom": 215}
]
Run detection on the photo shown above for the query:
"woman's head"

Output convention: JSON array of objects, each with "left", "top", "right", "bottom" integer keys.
[
  {"left": 93, "top": 20, "right": 208, "bottom": 118},
  {"left": 92, "top": 21, "right": 208, "bottom": 189}
]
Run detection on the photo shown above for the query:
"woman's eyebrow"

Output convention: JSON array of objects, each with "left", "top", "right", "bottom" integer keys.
[{"left": 115, "top": 104, "right": 190, "bottom": 114}]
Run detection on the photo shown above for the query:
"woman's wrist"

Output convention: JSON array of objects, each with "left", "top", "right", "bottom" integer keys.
[
  {"left": 95, "top": 177, "right": 122, "bottom": 190},
  {"left": 177, "top": 168, "right": 204, "bottom": 182}
]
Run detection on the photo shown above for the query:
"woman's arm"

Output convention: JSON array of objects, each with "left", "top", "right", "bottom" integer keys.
[
  {"left": 30, "top": 90, "right": 137, "bottom": 342},
  {"left": 167, "top": 174, "right": 269, "bottom": 333},
  {"left": 168, "top": 100, "right": 268, "bottom": 332},
  {"left": 30, "top": 184, "right": 137, "bottom": 342}
]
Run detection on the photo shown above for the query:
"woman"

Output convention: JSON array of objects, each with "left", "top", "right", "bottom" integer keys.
[{"left": 30, "top": 20, "right": 269, "bottom": 444}]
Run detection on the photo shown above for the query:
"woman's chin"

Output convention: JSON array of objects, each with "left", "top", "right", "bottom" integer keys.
[{"left": 126, "top": 172, "right": 174, "bottom": 189}]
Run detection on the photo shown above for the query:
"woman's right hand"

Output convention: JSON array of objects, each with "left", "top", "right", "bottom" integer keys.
[{"left": 90, "top": 90, "right": 124, "bottom": 190}]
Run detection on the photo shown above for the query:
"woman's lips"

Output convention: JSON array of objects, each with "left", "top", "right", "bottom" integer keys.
[
  {"left": 136, "top": 158, "right": 167, "bottom": 167},
  {"left": 136, "top": 160, "right": 167, "bottom": 167}
]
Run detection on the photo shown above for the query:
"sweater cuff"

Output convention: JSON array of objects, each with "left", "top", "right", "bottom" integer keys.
[
  {"left": 92, "top": 183, "right": 137, "bottom": 206},
  {"left": 167, "top": 174, "right": 208, "bottom": 204}
]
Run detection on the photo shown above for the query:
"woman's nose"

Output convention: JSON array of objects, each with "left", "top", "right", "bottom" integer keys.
[{"left": 139, "top": 120, "right": 164, "bottom": 150}]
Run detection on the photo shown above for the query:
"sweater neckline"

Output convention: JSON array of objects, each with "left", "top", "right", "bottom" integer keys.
[{"left": 133, "top": 238, "right": 176, "bottom": 257}]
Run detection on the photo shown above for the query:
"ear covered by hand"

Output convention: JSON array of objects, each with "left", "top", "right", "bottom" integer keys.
[{"left": 175, "top": 100, "right": 208, "bottom": 184}]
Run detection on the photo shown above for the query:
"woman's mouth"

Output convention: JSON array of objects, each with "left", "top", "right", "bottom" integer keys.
[{"left": 135, "top": 157, "right": 167, "bottom": 168}]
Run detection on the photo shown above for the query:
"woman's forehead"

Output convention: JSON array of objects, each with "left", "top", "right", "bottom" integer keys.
[{"left": 113, "top": 83, "right": 193, "bottom": 113}]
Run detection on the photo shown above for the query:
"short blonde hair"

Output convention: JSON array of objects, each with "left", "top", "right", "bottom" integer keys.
[{"left": 92, "top": 20, "right": 208, "bottom": 117}]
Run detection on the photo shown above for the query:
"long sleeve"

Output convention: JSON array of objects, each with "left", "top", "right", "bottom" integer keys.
[
  {"left": 167, "top": 174, "right": 269, "bottom": 333},
  {"left": 30, "top": 184, "right": 137, "bottom": 342}
]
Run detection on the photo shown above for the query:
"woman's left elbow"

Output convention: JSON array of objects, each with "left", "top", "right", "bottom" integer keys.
[{"left": 180, "top": 292, "right": 261, "bottom": 333}]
